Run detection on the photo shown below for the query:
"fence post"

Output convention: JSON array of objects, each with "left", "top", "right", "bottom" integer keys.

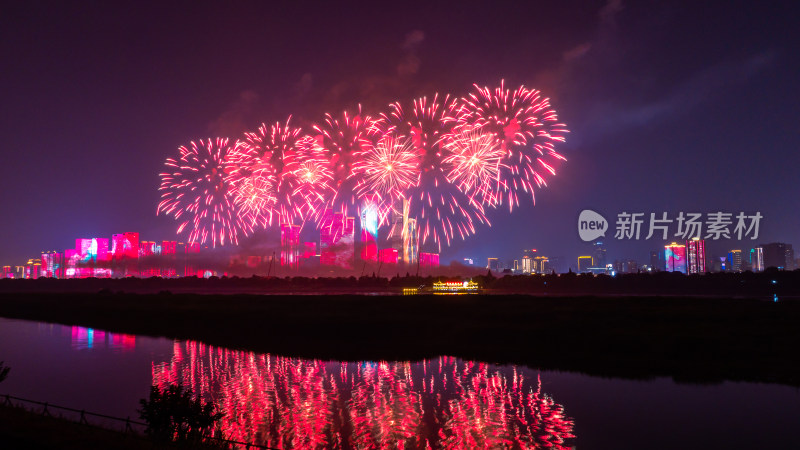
[
  {"left": 2, "top": 394, "right": 10, "bottom": 406},
  {"left": 80, "top": 410, "right": 88, "bottom": 425},
  {"left": 42, "top": 402, "right": 51, "bottom": 416},
  {"left": 125, "top": 416, "right": 133, "bottom": 433}
]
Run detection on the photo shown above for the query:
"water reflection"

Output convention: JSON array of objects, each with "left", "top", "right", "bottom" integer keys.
[
  {"left": 70, "top": 326, "right": 136, "bottom": 351},
  {"left": 152, "top": 342, "right": 575, "bottom": 449}
]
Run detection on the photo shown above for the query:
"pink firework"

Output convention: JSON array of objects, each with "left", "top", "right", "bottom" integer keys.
[
  {"left": 379, "top": 95, "right": 489, "bottom": 249},
  {"left": 353, "top": 133, "right": 418, "bottom": 219},
  {"left": 293, "top": 136, "right": 335, "bottom": 223},
  {"left": 458, "top": 80, "right": 568, "bottom": 210},
  {"left": 229, "top": 118, "right": 303, "bottom": 227},
  {"left": 312, "top": 106, "right": 376, "bottom": 213},
  {"left": 158, "top": 138, "right": 249, "bottom": 247},
  {"left": 442, "top": 127, "right": 505, "bottom": 207}
]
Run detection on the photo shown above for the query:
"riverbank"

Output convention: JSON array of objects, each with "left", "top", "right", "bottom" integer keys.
[{"left": 1, "top": 291, "right": 798, "bottom": 386}]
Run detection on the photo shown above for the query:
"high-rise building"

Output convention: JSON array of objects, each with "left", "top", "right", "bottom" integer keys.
[
  {"left": 360, "top": 204, "right": 378, "bottom": 262},
  {"left": 760, "top": 242, "right": 794, "bottom": 270},
  {"left": 665, "top": 242, "right": 687, "bottom": 273},
  {"left": 533, "top": 256, "right": 549, "bottom": 274},
  {"left": 487, "top": 257, "right": 499, "bottom": 271},
  {"left": 727, "top": 250, "right": 743, "bottom": 272},
  {"left": 521, "top": 256, "right": 532, "bottom": 274},
  {"left": 686, "top": 238, "right": 706, "bottom": 274},
  {"left": 592, "top": 241, "right": 607, "bottom": 268},
  {"left": 419, "top": 252, "right": 439, "bottom": 268},
  {"left": 378, "top": 248, "right": 398, "bottom": 265},
  {"left": 41, "top": 252, "right": 64, "bottom": 278},
  {"left": 280, "top": 224, "right": 301, "bottom": 269},
  {"left": 750, "top": 247, "right": 764, "bottom": 272},
  {"left": 578, "top": 256, "right": 592, "bottom": 273},
  {"left": 320, "top": 209, "right": 355, "bottom": 268},
  {"left": 649, "top": 251, "right": 663, "bottom": 271}
]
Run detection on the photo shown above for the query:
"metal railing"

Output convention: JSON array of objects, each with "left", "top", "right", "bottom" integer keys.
[{"left": 1, "top": 393, "right": 273, "bottom": 449}]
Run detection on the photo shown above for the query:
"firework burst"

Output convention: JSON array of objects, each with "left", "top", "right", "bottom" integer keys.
[
  {"left": 380, "top": 95, "right": 489, "bottom": 249},
  {"left": 313, "top": 106, "right": 376, "bottom": 213},
  {"left": 353, "top": 133, "right": 418, "bottom": 219},
  {"left": 442, "top": 127, "right": 505, "bottom": 207},
  {"left": 292, "top": 136, "right": 336, "bottom": 223},
  {"left": 157, "top": 138, "right": 249, "bottom": 247},
  {"left": 458, "top": 80, "right": 568, "bottom": 210},
  {"left": 228, "top": 118, "right": 303, "bottom": 227}
]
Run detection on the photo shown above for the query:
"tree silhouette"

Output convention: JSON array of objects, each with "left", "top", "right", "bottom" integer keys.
[
  {"left": 138, "top": 384, "right": 223, "bottom": 444},
  {"left": 0, "top": 361, "right": 9, "bottom": 383}
]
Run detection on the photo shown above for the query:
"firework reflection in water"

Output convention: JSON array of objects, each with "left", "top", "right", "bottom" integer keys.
[{"left": 152, "top": 342, "right": 575, "bottom": 449}]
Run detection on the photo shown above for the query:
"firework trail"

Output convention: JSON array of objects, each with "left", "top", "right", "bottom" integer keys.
[
  {"left": 157, "top": 138, "right": 249, "bottom": 247},
  {"left": 227, "top": 118, "right": 304, "bottom": 227},
  {"left": 442, "top": 127, "right": 505, "bottom": 207},
  {"left": 379, "top": 95, "right": 489, "bottom": 249},
  {"left": 458, "top": 80, "right": 568, "bottom": 210},
  {"left": 312, "top": 106, "right": 376, "bottom": 215}
]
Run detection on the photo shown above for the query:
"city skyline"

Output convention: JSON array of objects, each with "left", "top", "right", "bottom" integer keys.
[{"left": 1, "top": 1, "right": 798, "bottom": 268}]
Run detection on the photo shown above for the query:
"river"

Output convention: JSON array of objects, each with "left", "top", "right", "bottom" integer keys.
[{"left": 0, "top": 317, "right": 797, "bottom": 448}]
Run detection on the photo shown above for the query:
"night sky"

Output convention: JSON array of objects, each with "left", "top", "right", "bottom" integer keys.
[{"left": 2, "top": 1, "right": 798, "bottom": 268}]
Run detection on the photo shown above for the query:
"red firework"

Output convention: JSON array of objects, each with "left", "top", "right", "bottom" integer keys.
[
  {"left": 458, "top": 80, "right": 568, "bottom": 210},
  {"left": 353, "top": 133, "right": 419, "bottom": 220},
  {"left": 292, "top": 136, "right": 336, "bottom": 223},
  {"left": 228, "top": 118, "right": 303, "bottom": 227},
  {"left": 442, "top": 127, "right": 505, "bottom": 207},
  {"left": 312, "top": 106, "right": 376, "bottom": 214},
  {"left": 379, "top": 95, "right": 489, "bottom": 249},
  {"left": 157, "top": 138, "right": 249, "bottom": 247}
]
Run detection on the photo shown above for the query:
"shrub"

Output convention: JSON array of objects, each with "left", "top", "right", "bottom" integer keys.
[{"left": 138, "top": 384, "right": 223, "bottom": 444}]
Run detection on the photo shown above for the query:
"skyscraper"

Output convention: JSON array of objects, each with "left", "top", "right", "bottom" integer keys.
[
  {"left": 592, "top": 241, "right": 607, "bottom": 268},
  {"left": 760, "top": 242, "right": 794, "bottom": 270},
  {"left": 665, "top": 242, "right": 687, "bottom": 274},
  {"left": 686, "top": 238, "right": 706, "bottom": 274},
  {"left": 750, "top": 247, "right": 764, "bottom": 272},
  {"left": 578, "top": 256, "right": 592, "bottom": 273},
  {"left": 727, "top": 250, "right": 742, "bottom": 272}
]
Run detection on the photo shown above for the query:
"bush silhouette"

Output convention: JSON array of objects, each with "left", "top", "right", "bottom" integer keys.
[{"left": 138, "top": 384, "right": 223, "bottom": 444}]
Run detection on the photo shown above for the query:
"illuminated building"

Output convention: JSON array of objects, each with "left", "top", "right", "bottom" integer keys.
[
  {"left": 419, "top": 252, "right": 439, "bottom": 268},
  {"left": 533, "top": 256, "right": 549, "bottom": 274},
  {"left": 300, "top": 242, "right": 316, "bottom": 261},
  {"left": 403, "top": 217, "right": 418, "bottom": 265},
  {"left": 112, "top": 232, "right": 139, "bottom": 277},
  {"left": 487, "top": 257, "right": 499, "bottom": 271},
  {"left": 577, "top": 256, "right": 592, "bottom": 273},
  {"left": 521, "top": 256, "right": 532, "bottom": 274},
  {"left": 378, "top": 248, "right": 398, "bottom": 264},
  {"left": 320, "top": 209, "right": 355, "bottom": 268},
  {"left": 280, "top": 224, "right": 301, "bottom": 269},
  {"left": 23, "top": 258, "right": 42, "bottom": 279},
  {"left": 750, "top": 247, "right": 764, "bottom": 272},
  {"left": 760, "top": 242, "right": 794, "bottom": 270},
  {"left": 360, "top": 204, "right": 378, "bottom": 262},
  {"left": 41, "top": 252, "right": 64, "bottom": 278},
  {"left": 1, "top": 266, "right": 12, "bottom": 279},
  {"left": 686, "top": 238, "right": 706, "bottom": 274},
  {"left": 513, "top": 260, "right": 519, "bottom": 272},
  {"left": 665, "top": 242, "right": 687, "bottom": 274},
  {"left": 727, "top": 249, "right": 742, "bottom": 272}
]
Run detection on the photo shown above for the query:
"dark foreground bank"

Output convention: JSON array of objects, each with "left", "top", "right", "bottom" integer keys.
[{"left": 1, "top": 292, "right": 798, "bottom": 386}]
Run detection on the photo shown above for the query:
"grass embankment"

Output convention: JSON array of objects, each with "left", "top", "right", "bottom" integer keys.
[
  {"left": 1, "top": 292, "right": 798, "bottom": 386},
  {"left": 0, "top": 403, "right": 222, "bottom": 449}
]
